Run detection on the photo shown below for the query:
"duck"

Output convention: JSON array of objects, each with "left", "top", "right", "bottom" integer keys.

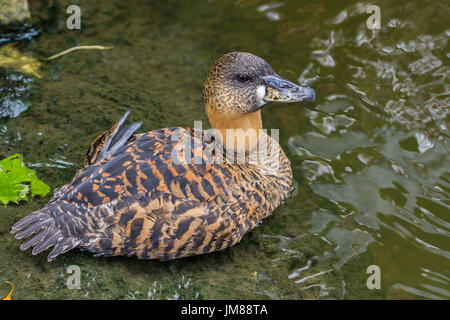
[{"left": 11, "top": 52, "right": 315, "bottom": 262}]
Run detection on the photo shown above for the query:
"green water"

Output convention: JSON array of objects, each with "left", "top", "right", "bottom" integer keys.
[{"left": 0, "top": 0, "right": 449, "bottom": 299}]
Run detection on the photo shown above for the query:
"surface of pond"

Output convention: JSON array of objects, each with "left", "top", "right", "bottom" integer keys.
[{"left": 0, "top": 0, "right": 448, "bottom": 299}]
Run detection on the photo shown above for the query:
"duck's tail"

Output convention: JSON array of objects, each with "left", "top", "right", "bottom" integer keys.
[
  {"left": 11, "top": 111, "right": 142, "bottom": 261},
  {"left": 10, "top": 201, "right": 84, "bottom": 261},
  {"left": 81, "top": 110, "right": 142, "bottom": 168}
]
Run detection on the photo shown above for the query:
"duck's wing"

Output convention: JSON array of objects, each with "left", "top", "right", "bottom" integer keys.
[
  {"left": 11, "top": 127, "right": 248, "bottom": 261},
  {"left": 66, "top": 127, "right": 233, "bottom": 207},
  {"left": 86, "top": 189, "right": 259, "bottom": 261},
  {"left": 81, "top": 110, "right": 142, "bottom": 169}
]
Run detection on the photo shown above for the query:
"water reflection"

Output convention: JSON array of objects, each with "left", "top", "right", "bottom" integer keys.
[
  {"left": 285, "top": 0, "right": 449, "bottom": 299},
  {"left": 0, "top": 71, "right": 32, "bottom": 118},
  {"left": 257, "top": 3, "right": 284, "bottom": 21}
]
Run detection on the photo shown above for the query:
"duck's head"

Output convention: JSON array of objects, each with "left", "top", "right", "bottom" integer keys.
[{"left": 203, "top": 52, "right": 315, "bottom": 136}]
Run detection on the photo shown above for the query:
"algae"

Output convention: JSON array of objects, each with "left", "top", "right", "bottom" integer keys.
[{"left": 0, "top": 44, "right": 41, "bottom": 78}]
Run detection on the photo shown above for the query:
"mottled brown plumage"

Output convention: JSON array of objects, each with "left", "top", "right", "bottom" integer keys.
[{"left": 11, "top": 52, "right": 315, "bottom": 261}]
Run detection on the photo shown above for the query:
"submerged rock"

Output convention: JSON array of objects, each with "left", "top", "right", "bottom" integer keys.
[{"left": 0, "top": 0, "right": 31, "bottom": 25}]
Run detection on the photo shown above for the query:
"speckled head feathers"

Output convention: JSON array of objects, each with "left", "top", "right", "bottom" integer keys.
[
  {"left": 202, "top": 52, "right": 315, "bottom": 123},
  {"left": 203, "top": 52, "right": 275, "bottom": 116}
]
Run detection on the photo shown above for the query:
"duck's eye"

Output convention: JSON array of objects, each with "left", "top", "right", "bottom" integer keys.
[{"left": 236, "top": 74, "right": 250, "bottom": 83}]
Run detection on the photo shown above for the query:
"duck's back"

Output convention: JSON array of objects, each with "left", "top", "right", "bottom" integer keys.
[{"left": 12, "top": 119, "right": 292, "bottom": 261}]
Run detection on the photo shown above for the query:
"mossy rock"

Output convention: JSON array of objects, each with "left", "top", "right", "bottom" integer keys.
[{"left": 0, "top": 0, "right": 31, "bottom": 25}]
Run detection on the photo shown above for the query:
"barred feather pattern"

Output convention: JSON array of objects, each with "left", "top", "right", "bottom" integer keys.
[{"left": 11, "top": 117, "right": 292, "bottom": 261}]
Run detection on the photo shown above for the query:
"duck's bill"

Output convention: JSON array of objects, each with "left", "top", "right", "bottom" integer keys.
[{"left": 262, "top": 75, "right": 315, "bottom": 103}]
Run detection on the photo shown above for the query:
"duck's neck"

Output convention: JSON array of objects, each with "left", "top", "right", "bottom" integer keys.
[{"left": 207, "top": 109, "right": 263, "bottom": 151}]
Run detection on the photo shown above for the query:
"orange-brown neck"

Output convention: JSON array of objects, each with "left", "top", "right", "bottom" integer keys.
[{"left": 206, "top": 108, "right": 263, "bottom": 151}]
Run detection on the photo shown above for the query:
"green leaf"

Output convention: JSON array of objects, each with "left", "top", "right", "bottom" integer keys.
[{"left": 0, "top": 154, "right": 51, "bottom": 206}]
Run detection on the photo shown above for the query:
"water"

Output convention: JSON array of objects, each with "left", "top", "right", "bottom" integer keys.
[{"left": 0, "top": 0, "right": 448, "bottom": 299}]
